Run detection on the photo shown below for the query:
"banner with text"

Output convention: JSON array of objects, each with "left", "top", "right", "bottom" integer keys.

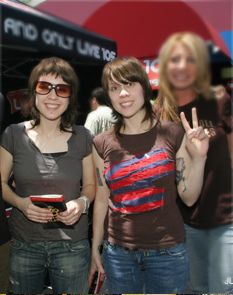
[{"left": 1, "top": 1, "right": 117, "bottom": 63}]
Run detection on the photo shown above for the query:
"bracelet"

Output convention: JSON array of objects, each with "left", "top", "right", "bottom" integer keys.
[{"left": 79, "top": 196, "right": 90, "bottom": 214}]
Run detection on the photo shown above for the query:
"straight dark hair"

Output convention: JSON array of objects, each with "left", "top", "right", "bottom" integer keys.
[
  {"left": 102, "top": 56, "right": 155, "bottom": 135},
  {"left": 23, "top": 57, "right": 79, "bottom": 132}
]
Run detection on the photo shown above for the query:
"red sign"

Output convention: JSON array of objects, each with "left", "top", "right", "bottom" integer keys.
[{"left": 140, "top": 58, "right": 159, "bottom": 90}]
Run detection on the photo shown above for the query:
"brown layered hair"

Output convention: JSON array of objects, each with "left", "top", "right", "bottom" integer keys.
[
  {"left": 24, "top": 57, "right": 79, "bottom": 131},
  {"left": 102, "top": 56, "right": 155, "bottom": 135}
]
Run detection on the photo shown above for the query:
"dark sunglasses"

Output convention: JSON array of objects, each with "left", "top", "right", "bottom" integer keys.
[{"left": 35, "top": 81, "right": 71, "bottom": 98}]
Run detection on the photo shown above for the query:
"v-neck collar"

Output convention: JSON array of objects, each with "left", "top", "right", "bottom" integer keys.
[{"left": 21, "top": 121, "right": 74, "bottom": 155}]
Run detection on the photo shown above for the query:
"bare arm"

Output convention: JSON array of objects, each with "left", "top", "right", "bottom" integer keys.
[
  {"left": 88, "top": 145, "right": 109, "bottom": 285},
  {"left": 80, "top": 152, "right": 96, "bottom": 203},
  {"left": 92, "top": 145, "right": 109, "bottom": 252},
  {"left": 176, "top": 137, "right": 207, "bottom": 206},
  {"left": 0, "top": 147, "right": 53, "bottom": 222},
  {"left": 177, "top": 108, "right": 209, "bottom": 206}
]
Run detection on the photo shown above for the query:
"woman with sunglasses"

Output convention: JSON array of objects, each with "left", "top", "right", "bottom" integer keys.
[
  {"left": 89, "top": 56, "right": 209, "bottom": 293},
  {"left": 0, "top": 57, "right": 95, "bottom": 293}
]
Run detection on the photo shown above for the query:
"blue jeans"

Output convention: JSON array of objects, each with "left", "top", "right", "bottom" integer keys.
[
  {"left": 185, "top": 223, "right": 233, "bottom": 293},
  {"left": 10, "top": 238, "right": 90, "bottom": 293},
  {"left": 102, "top": 241, "right": 189, "bottom": 293}
]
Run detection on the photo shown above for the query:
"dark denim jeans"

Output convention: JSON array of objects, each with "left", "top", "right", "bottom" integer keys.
[
  {"left": 10, "top": 238, "right": 90, "bottom": 293},
  {"left": 102, "top": 241, "right": 189, "bottom": 293}
]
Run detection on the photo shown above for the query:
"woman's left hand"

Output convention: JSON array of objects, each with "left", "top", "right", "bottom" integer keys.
[
  {"left": 57, "top": 199, "right": 84, "bottom": 225},
  {"left": 180, "top": 107, "right": 209, "bottom": 159}
]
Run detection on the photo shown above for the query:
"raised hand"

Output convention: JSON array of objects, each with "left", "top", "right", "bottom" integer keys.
[{"left": 180, "top": 107, "right": 209, "bottom": 159}]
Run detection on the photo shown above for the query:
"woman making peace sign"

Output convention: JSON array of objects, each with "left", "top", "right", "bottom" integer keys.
[
  {"left": 155, "top": 32, "right": 232, "bottom": 293},
  {"left": 89, "top": 56, "right": 209, "bottom": 293}
]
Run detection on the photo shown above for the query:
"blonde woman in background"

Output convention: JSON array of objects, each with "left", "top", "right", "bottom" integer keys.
[{"left": 155, "top": 31, "right": 232, "bottom": 293}]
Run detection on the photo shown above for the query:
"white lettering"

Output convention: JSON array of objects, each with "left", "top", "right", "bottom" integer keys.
[
  {"left": 143, "top": 59, "right": 159, "bottom": 73},
  {"left": 102, "top": 48, "right": 116, "bottom": 61},
  {"left": 76, "top": 40, "right": 100, "bottom": 59},
  {"left": 224, "top": 277, "right": 233, "bottom": 285},
  {"left": 150, "top": 79, "right": 159, "bottom": 87},
  {"left": 151, "top": 59, "right": 159, "bottom": 73},
  {"left": 143, "top": 59, "right": 150, "bottom": 73},
  {"left": 42, "top": 29, "right": 55, "bottom": 45},
  {"left": 42, "top": 29, "right": 74, "bottom": 50},
  {"left": 4, "top": 18, "right": 38, "bottom": 41}
]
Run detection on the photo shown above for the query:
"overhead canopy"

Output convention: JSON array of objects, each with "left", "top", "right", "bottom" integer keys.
[
  {"left": 1, "top": 0, "right": 117, "bottom": 79},
  {"left": 37, "top": 0, "right": 232, "bottom": 91},
  {"left": 38, "top": 0, "right": 232, "bottom": 60}
]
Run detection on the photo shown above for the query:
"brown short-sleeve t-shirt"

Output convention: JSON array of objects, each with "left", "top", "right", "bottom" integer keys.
[{"left": 94, "top": 121, "right": 185, "bottom": 250}]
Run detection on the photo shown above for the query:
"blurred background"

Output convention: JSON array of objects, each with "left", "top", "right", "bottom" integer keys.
[{"left": 1, "top": 0, "right": 232, "bottom": 127}]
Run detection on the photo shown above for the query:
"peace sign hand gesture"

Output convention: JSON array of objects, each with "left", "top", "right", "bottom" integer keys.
[{"left": 180, "top": 108, "right": 209, "bottom": 159}]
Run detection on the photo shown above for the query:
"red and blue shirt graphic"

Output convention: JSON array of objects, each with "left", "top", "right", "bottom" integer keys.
[{"left": 105, "top": 147, "right": 175, "bottom": 214}]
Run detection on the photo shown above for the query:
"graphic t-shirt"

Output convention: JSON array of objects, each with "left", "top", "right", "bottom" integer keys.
[
  {"left": 94, "top": 121, "right": 185, "bottom": 250},
  {"left": 177, "top": 96, "right": 233, "bottom": 228}
]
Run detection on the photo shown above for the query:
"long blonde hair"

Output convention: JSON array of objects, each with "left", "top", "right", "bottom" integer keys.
[{"left": 155, "top": 32, "right": 211, "bottom": 122}]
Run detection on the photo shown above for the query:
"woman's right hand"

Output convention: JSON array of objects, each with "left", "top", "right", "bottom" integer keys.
[
  {"left": 18, "top": 197, "right": 53, "bottom": 223},
  {"left": 88, "top": 248, "right": 105, "bottom": 287}
]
